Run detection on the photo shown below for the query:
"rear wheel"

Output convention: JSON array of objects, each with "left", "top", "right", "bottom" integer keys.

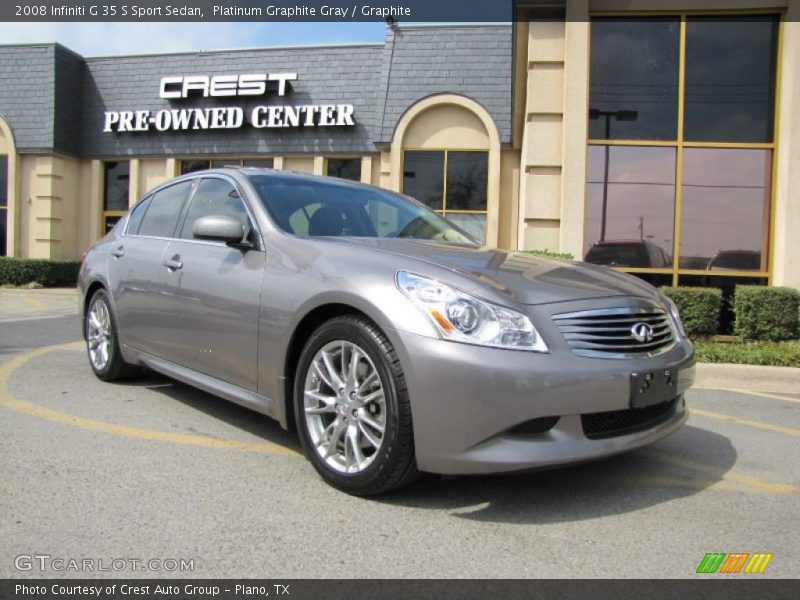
[
  {"left": 294, "top": 315, "right": 418, "bottom": 496},
  {"left": 85, "top": 289, "right": 138, "bottom": 382}
]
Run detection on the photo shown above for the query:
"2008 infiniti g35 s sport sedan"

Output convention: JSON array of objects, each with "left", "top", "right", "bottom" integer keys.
[{"left": 79, "top": 168, "right": 695, "bottom": 495}]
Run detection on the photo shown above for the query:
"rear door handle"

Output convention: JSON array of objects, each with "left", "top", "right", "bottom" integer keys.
[
  {"left": 163, "top": 258, "right": 183, "bottom": 271},
  {"left": 111, "top": 247, "right": 125, "bottom": 258}
]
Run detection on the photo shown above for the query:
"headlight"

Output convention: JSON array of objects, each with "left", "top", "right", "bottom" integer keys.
[
  {"left": 664, "top": 296, "right": 687, "bottom": 338},
  {"left": 396, "top": 271, "right": 548, "bottom": 352}
]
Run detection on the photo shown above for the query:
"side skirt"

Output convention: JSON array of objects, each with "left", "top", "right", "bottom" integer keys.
[{"left": 127, "top": 348, "right": 280, "bottom": 422}]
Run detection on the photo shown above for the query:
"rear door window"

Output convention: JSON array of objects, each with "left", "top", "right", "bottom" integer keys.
[{"left": 138, "top": 181, "right": 193, "bottom": 238}]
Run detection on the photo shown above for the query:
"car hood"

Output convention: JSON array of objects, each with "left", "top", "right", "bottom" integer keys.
[{"left": 323, "top": 238, "right": 659, "bottom": 305}]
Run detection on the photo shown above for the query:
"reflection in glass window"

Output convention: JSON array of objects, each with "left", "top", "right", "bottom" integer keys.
[
  {"left": 180, "top": 160, "right": 211, "bottom": 175},
  {"left": 327, "top": 158, "right": 361, "bottom": 181},
  {"left": 103, "top": 162, "right": 129, "bottom": 211},
  {"left": 138, "top": 181, "right": 193, "bottom": 238},
  {"left": 685, "top": 16, "right": 779, "bottom": 143},
  {"left": 680, "top": 149, "right": 770, "bottom": 272},
  {"left": 589, "top": 18, "right": 680, "bottom": 141},
  {"left": 446, "top": 152, "right": 488, "bottom": 211},
  {"left": 446, "top": 213, "right": 486, "bottom": 242},
  {"left": 403, "top": 151, "right": 444, "bottom": 210},
  {"left": 242, "top": 159, "right": 274, "bottom": 168},
  {"left": 584, "top": 146, "right": 676, "bottom": 268}
]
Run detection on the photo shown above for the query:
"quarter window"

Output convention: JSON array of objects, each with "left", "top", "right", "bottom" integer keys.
[
  {"left": 179, "top": 178, "right": 251, "bottom": 240},
  {"left": 138, "top": 181, "right": 193, "bottom": 238},
  {"left": 125, "top": 195, "right": 152, "bottom": 236}
]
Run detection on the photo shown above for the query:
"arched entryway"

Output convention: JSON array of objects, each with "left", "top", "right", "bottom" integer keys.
[{"left": 389, "top": 94, "right": 502, "bottom": 246}]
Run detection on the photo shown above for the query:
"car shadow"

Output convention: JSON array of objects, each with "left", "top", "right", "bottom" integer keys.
[
  {"left": 377, "top": 424, "right": 738, "bottom": 523},
  {"left": 121, "top": 369, "right": 301, "bottom": 452},
  {"left": 118, "top": 372, "right": 739, "bottom": 523}
]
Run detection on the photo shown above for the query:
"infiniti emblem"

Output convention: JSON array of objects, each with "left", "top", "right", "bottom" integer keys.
[{"left": 631, "top": 322, "right": 655, "bottom": 343}]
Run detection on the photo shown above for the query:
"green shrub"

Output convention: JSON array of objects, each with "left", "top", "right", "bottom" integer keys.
[
  {"left": 660, "top": 286, "right": 722, "bottom": 336},
  {"left": 522, "top": 249, "right": 574, "bottom": 260},
  {"left": 734, "top": 286, "right": 800, "bottom": 341},
  {"left": 0, "top": 258, "right": 81, "bottom": 287}
]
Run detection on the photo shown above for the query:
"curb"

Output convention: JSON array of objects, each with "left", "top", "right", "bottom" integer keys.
[{"left": 695, "top": 362, "right": 800, "bottom": 394}]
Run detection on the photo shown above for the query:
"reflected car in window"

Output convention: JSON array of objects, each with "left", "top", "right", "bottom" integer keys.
[
  {"left": 79, "top": 168, "right": 695, "bottom": 495},
  {"left": 584, "top": 240, "right": 671, "bottom": 269},
  {"left": 707, "top": 250, "right": 762, "bottom": 271}
]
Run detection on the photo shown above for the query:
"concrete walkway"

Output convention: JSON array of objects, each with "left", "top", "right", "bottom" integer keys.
[
  {"left": 0, "top": 287, "right": 78, "bottom": 322},
  {"left": 695, "top": 362, "right": 800, "bottom": 394}
]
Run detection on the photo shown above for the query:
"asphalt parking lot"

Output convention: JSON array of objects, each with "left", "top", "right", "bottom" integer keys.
[{"left": 1, "top": 290, "right": 798, "bottom": 579}]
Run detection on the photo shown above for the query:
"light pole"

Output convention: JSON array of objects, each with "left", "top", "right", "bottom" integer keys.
[{"left": 589, "top": 109, "right": 638, "bottom": 242}]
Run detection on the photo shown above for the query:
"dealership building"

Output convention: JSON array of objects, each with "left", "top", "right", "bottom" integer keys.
[{"left": 0, "top": 0, "right": 798, "bottom": 291}]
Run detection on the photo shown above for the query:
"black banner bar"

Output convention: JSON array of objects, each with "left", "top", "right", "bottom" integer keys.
[{"left": 3, "top": 580, "right": 800, "bottom": 600}]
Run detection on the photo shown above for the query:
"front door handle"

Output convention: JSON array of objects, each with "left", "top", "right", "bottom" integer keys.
[
  {"left": 163, "top": 257, "right": 183, "bottom": 271},
  {"left": 111, "top": 246, "right": 125, "bottom": 258}
]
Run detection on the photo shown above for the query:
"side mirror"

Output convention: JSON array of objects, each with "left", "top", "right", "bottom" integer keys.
[{"left": 193, "top": 215, "right": 247, "bottom": 246}]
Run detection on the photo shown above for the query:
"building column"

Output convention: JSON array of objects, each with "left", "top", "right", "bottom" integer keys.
[
  {"left": 273, "top": 156, "right": 284, "bottom": 170},
  {"left": 772, "top": 12, "right": 800, "bottom": 288},
  {"left": 30, "top": 156, "right": 65, "bottom": 259},
  {"left": 89, "top": 160, "right": 103, "bottom": 242},
  {"left": 129, "top": 158, "right": 140, "bottom": 207},
  {"left": 313, "top": 156, "right": 324, "bottom": 176},
  {"left": 360, "top": 156, "right": 372, "bottom": 184}
]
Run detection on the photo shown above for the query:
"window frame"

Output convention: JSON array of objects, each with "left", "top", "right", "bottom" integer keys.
[
  {"left": 401, "top": 148, "right": 490, "bottom": 241},
  {"left": 587, "top": 10, "right": 784, "bottom": 285}
]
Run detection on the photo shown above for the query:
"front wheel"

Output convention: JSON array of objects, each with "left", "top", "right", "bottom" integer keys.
[
  {"left": 294, "top": 315, "right": 419, "bottom": 496},
  {"left": 85, "top": 289, "right": 138, "bottom": 382}
]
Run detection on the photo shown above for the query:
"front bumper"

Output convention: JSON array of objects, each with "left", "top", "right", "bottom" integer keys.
[{"left": 390, "top": 327, "right": 694, "bottom": 475}]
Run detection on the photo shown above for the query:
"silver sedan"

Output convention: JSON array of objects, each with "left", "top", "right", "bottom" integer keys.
[{"left": 79, "top": 168, "right": 695, "bottom": 495}]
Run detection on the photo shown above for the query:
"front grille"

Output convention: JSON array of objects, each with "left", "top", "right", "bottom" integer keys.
[
  {"left": 552, "top": 306, "right": 676, "bottom": 359},
  {"left": 582, "top": 398, "right": 679, "bottom": 440}
]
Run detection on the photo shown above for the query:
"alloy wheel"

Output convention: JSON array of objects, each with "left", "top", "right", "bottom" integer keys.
[
  {"left": 303, "top": 340, "right": 387, "bottom": 474},
  {"left": 87, "top": 297, "right": 113, "bottom": 371}
]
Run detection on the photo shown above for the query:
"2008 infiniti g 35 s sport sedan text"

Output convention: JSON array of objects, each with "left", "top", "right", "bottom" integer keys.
[{"left": 79, "top": 168, "right": 695, "bottom": 495}]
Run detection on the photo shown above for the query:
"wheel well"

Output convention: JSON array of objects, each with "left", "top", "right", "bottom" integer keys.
[{"left": 283, "top": 303, "right": 367, "bottom": 431}]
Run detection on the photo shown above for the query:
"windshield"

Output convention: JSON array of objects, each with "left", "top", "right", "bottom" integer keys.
[{"left": 247, "top": 173, "right": 477, "bottom": 244}]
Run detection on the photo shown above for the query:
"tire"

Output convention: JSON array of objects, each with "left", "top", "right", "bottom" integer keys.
[
  {"left": 294, "top": 315, "right": 419, "bottom": 496},
  {"left": 85, "top": 289, "right": 139, "bottom": 382}
]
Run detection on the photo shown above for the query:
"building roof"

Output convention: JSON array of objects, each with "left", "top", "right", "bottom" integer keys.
[{"left": 0, "top": 25, "right": 512, "bottom": 158}]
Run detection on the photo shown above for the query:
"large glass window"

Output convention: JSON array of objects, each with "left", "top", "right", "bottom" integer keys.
[
  {"left": 103, "top": 161, "right": 129, "bottom": 235},
  {"left": 0, "top": 156, "right": 7, "bottom": 256},
  {"left": 684, "top": 16, "right": 779, "bottom": 143},
  {"left": 584, "top": 146, "right": 676, "bottom": 268},
  {"left": 590, "top": 18, "right": 680, "bottom": 141},
  {"left": 587, "top": 13, "right": 779, "bottom": 285},
  {"left": 327, "top": 158, "right": 361, "bottom": 181},
  {"left": 403, "top": 150, "right": 488, "bottom": 242},
  {"left": 138, "top": 181, "right": 193, "bottom": 238},
  {"left": 680, "top": 148, "right": 770, "bottom": 271}
]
